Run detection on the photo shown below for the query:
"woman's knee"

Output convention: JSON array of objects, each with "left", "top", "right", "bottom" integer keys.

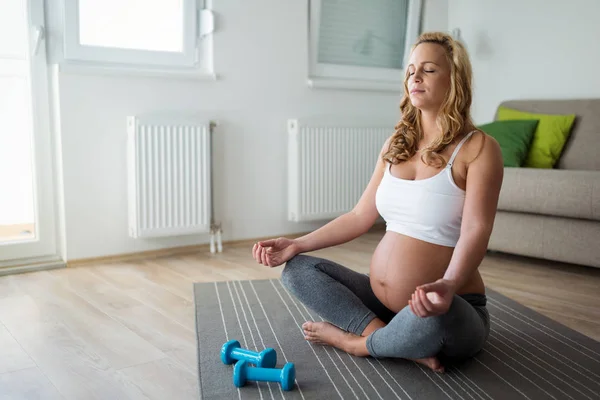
[
  {"left": 366, "top": 311, "right": 447, "bottom": 359},
  {"left": 407, "top": 311, "right": 446, "bottom": 337},
  {"left": 387, "top": 307, "right": 447, "bottom": 342},
  {"left": 280, "top": 254, "right": 316, "bottom": 291}
]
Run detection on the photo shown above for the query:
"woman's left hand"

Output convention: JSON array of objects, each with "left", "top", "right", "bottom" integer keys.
[{"left": 409, "top": 279, "right": 457, "bottom": 318}]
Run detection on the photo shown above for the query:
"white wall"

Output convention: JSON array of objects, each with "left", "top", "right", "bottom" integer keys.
[
  {"left": 448, "top": 0, "right": 600, "bottom": 124},
  {"left": 49, "top": 0, "right": 448, "bottom": 261}
]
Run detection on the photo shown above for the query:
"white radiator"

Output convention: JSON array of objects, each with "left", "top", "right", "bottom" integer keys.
[
  {"left": 287, "top": 119, "right": 391, "bottom": 222},
  {"left": 127, "top": 115, "right": 213, "bottom": 238}
]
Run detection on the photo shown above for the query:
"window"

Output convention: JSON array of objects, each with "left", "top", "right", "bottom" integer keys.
[
  {"left": 308, "top": 0, "right": 422, "bottom": 91},
  {"left": 62, "top": 0, "right": 214, "bottom": 71}
]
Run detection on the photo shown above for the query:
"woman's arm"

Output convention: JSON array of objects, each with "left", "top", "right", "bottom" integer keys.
[
  {"left": 253, "top": 136, "right": 392, "bottom": 267},
  {"left": 409, "top": 132, "right": 504, "bottom": 317},
  {"left": 443, "top": 133, "right": 504, "bottom": 289},
  {"left": 293, "top": 137, "right": 392, "bottom": 253}
]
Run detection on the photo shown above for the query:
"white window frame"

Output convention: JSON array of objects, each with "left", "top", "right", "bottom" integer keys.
[
  {"left": 307, "top": 0, "right": 422, "bottom": 91},
  {"left": 61, "top": 0, "right": 213, "bottom": 72}
]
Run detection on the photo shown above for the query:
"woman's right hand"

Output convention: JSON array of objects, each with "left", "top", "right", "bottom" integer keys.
[{"left": 252, "top": 237, "right": 299, "bottom": 267}]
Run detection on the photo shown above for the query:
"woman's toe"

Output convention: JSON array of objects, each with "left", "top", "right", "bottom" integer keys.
[{"left": 303, "top": 321, "right": 314, "bottom": 331}]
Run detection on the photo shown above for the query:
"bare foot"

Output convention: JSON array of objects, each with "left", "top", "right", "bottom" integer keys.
[
  {"left": 302, "top": 321, "right": 369, "bottom": 356},
  {"left": 413, "top": 357, "right": 445, "bottom": 373},
  {"left": 302, "top": 321, "right": 444, "bottom": 371}
]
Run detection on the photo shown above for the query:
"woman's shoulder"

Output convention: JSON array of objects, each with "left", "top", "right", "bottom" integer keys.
[
  {"left": 459, "top": 128, "right": 501, "bottom": 163},
  {"left": 457, "top": 129, "right": 503, "bottom": 181}
]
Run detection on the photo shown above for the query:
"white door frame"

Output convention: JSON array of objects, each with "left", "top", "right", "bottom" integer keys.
[{"left": 0, "top": 0, "right": 61, "bottom": 270}]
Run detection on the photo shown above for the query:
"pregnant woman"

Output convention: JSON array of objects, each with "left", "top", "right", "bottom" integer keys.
[{"left": 252, "top": 31, "right": 504, "bottom": 373}]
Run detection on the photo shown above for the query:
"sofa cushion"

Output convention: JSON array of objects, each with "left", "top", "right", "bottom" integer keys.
[
  {"left": 497, "top": 106, "right": 576, "bottom": 169},
  {"left": 478, "top": 119, "right": 538, "bottom": 167},
  {"left": 495, "top": 99, "right": 600, "bottom": 171},
  {"left": 497, "top": 168, "right": 600, "bottom": 221}
]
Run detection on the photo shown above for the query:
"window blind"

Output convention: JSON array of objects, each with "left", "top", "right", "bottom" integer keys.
[{"left": 317, "top": 0, "right": 410, "bottom": 69}]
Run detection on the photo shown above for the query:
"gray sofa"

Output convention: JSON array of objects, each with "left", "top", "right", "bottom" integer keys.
[{"left": 487, "top": 99, "right": 600, "bottom": 268}]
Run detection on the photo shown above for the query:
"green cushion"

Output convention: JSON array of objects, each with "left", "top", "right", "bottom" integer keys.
[
  {"left": 496, "top": 106, "right": 576, "bottom": 168},
  {"left": 478, "top": 120, "right": 539, "bottom": 167}
]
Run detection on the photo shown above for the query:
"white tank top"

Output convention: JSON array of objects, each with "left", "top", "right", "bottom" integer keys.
[{"left": 375, "top": 131, "right": 476, "bottom": 247}]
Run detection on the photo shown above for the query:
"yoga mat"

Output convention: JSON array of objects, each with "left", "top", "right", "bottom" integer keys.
[{"left": 194, "top": 279, "right": 600, "bottom": 399}]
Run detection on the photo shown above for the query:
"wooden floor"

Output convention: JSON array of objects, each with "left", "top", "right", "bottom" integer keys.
[{"left": 0, "top": 229, "right": 599, "bottom": 399}]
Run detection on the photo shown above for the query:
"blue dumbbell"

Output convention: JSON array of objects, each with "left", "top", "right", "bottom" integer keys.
[
  {"left": 221, "top": 340, "right": 277, "bottom": 368},
  {"left": 233, "top": 359, "right": 295, "bottom": 391}
]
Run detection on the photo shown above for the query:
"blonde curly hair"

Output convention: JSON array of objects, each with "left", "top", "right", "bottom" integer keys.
[{"left": 382, "top": 31, "right": 476, "bottom": 168}]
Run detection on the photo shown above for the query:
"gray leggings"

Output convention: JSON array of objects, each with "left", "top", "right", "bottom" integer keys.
[{"left": 281, "top": 254, "right": 490, "bottom": 361}]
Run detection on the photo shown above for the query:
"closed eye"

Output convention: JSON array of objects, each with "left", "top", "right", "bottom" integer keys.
[{"left": 408, "top": 70, "right": 435, "bottom": 76}]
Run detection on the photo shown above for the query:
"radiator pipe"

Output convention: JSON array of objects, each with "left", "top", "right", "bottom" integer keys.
[{"left": 209, "top": 120, "right": 222, "bottom": 253}]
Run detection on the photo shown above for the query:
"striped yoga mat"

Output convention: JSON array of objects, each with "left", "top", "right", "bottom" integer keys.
[{"left": 194, "top": 279, "right": 600, "bottom": 399}]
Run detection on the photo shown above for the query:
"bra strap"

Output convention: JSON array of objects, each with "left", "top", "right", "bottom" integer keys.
[{"left": 448, "top": 130, "right": 477, "bottom": 166}]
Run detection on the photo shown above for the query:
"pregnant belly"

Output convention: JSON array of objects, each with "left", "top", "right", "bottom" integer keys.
[{"left": 368, "top": 231, "right": 484, "bottom": 313}]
